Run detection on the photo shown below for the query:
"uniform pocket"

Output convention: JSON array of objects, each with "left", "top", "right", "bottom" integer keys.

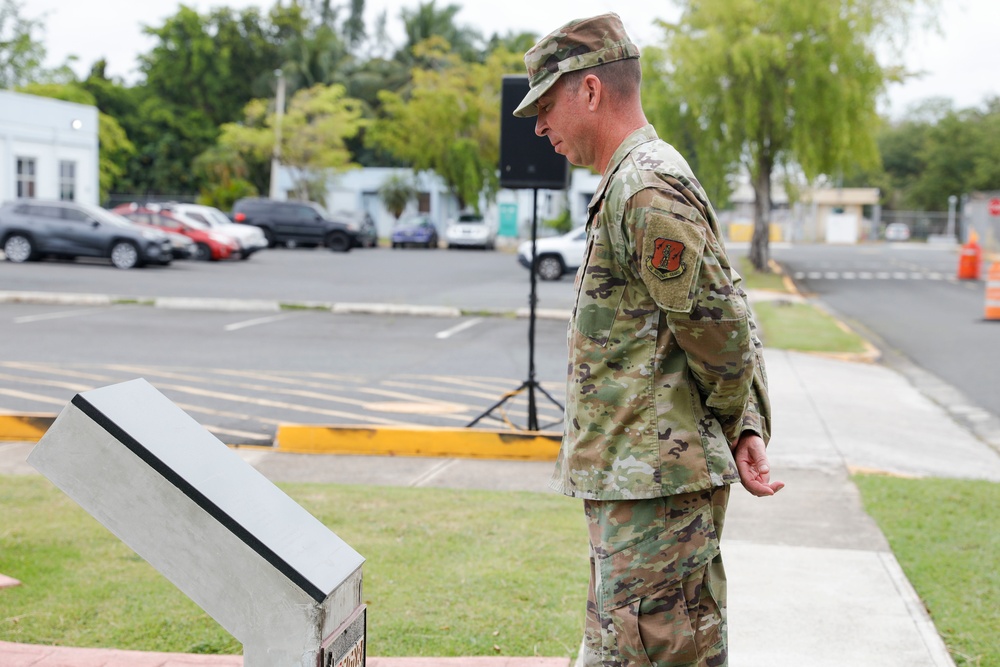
[
  {"left": 596, "top": 502, "right": 719, "bottom": 612},
  {"left": 574, "top": 226, "right": 627, "bottom": 347}
]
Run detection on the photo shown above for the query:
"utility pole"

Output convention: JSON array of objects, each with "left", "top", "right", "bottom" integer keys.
[{"left": 268, "top": 69, "right": 286, "bottom": 200}]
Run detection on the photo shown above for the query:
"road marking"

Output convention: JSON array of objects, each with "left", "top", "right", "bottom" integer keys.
[
  {"left": 224, "top": 313, "right": 300, "bottom": 332},
  {"left": 435, "top": 317, "right": 484, "bottom": 339},
  {"left": 409, "top": 459, "right": 459, "bottom": 487},
  {"left": 13, "top": 308, "right": 103, "bottom": 324}
]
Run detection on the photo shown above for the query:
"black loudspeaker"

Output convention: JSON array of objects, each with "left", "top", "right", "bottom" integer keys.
[{"left": 500, "top": 75, "right": 569, "bottom": 190}]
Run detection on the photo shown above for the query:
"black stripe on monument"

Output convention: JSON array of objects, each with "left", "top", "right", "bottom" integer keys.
[{"left": 70, "top": 393, "right": 328, "bottom": 604}]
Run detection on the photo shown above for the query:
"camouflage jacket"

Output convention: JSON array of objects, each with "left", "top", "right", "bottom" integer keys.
[{"left": 551, "top": 125, "right": 771, "bottom": 500}]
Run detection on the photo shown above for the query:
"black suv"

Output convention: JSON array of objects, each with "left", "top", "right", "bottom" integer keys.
[{"left": 231, "top": 198, "right": 360, "bottom": 252}]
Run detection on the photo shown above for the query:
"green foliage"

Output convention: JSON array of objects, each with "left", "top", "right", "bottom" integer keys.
[
  {"left": 854, "top": 475, "right": 1000, "bottom": 667},
  {"left": 398, "top": 1, "right": 483, "bottom": 65},
  {"left": 140, "top": 5, "right": 282, "bottom": 128},
  {"left": 0, "top": 0, "right": 44, "bottom": 88},
  {"left": 543, "top": 204, "right": 573, "bottom": 234},
  {"left": 367, "top": 39, "right": 522, "bottom": 211},
  {"left": 213, "top": 84, "right": 365, "bottom": 201},
  {"left": 0, "top": 476, "right": 587, "bottom": 658},
  {"left": 844, "top": 97, "right": 1000, "bottom": 210},
  {"left": 657, "top": 0, "right": 934, "bottom": 268},
  {"left": 378, "top": 172, "right": 417, "bottom": 219}
]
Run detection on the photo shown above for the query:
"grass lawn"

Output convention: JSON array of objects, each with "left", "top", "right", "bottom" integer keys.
[
  {"left": 752, "top": 300, "right": 869, "bottom": 354},
  {"left": 853, "top": 474, "right": 1000, "bottom": 667},
  {"left": 728, "top": 253, "right": 870, "bottom": 355},
  {"left": 0, "top": 475, "right": 589, "bottom": 657}
]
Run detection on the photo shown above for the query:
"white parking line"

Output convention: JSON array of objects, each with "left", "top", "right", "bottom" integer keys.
[
  {"left": 435, "top": 317, "right": 484, "bottom": 340},
  {"left": 13, "top": 308, "right": 103, "bottom": 324},
  {"left": 224, "top": 313, "right": 300, "bottom": 332}
]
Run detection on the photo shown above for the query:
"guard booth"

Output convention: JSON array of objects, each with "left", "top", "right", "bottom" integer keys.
[{"left": 28, "top": 379, "right": 365, "bottom": 667}]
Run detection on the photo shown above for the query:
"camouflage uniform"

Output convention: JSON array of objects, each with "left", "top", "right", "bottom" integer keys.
[{"left": 516, "top": 13, "right": 770, "bottom": 667}]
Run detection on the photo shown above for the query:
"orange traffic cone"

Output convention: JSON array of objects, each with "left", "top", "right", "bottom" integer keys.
[
  {"left": 986, "top": 262, "right": 1000, "bottom": 321},
  {"left": 958, "top": 231, "right": 982, "bottom": 280}
]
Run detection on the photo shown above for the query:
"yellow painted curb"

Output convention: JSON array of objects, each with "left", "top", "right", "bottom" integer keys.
[
  {"left": 0, "top": 414, "right": 55, "bottom": 442},
  {"left": 275, "top": 424, "right": 562, "bottom": 461}
]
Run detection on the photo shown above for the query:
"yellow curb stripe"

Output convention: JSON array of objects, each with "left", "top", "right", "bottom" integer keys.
[
  {"left": 275, "top": 424, "right": 562, "bottom": 461},
  {"left": 0, "top": 414, "right": 55, "bottom": 442}
]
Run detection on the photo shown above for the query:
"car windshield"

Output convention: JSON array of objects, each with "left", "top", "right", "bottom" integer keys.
[
  {"left": 78, "top": 203, "right": 138, "bottom": 229},
  {"left": 203, "top": 208, "right": 235, "bottom": 227},
  {"left": 457, "top": 214, "right": 483, "bottom": 224},
  {"left": 398, "top": 216, "right": 430, "bottom": 227}
]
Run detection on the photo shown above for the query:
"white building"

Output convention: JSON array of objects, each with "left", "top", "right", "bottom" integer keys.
[{"left": 0, "top": 90, "right": 100, "bottom": 206}]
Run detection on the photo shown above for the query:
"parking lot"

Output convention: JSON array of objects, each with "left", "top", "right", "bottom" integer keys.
[{"left": 0, "top": 246, "right": 573, "bottom": 442}]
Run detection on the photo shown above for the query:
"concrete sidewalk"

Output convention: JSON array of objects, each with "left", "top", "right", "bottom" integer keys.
[{"left": 2, "top": 351, "right": 1000, "bottom": 663}]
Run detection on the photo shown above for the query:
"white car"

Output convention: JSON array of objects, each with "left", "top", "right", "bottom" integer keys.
[
  {"left": 517, "top": 226, "right": 588, "bottom": 280},
  {"left": 445, "top": 212, "right": 497, "bottom": 249},
  {"left": 166, "top": 203, "right": 269, "bottom": 259}
]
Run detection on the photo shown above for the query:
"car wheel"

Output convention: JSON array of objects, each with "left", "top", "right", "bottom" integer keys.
[
  {"left": 3, "top": 234, "right": 36, "bottom": 263},
  {"left": 193, "top": 243, "right": 213, "bottom": 261},
  {"left": 110, "top": 241, "right": 141, "bottom": 269},
  {"left": 239, "top": 249, "right": 252, "bottom": 260},
  {"left": 325, "top": 232, "right": 351, "bottom": 253},
  {"left": 536, "top": 255, "right": 565, "bottom": 281}
]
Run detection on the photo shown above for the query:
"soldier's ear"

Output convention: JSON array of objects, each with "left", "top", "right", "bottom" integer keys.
[{"left": 581, "top": 74, "right": 602, "bottom": 112}]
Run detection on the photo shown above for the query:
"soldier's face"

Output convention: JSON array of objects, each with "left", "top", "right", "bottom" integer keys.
[{"left": 535, "top": 78, "right": 594, "bottom": 168}]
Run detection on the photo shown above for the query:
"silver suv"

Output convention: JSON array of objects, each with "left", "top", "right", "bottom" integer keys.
[{"left": 0, "top": 199, "right": 173, "bottom": 269}]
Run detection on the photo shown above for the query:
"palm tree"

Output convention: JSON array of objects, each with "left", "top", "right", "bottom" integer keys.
[{"left": 378, "top": 172, "right": 417, "bottom": 219}]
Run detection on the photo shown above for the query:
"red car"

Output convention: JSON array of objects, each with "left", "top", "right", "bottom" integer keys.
[{"left": 113, "top": 203, "right": 240, "bottom": 261}]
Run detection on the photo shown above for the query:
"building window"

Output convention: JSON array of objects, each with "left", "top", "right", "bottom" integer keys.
[
  {"left": 417, "top": 192, "right": 431, "bottom": 213},
  {"left": 59, "top": 161, "right": 76, "bottom": 201},
  {"left": 16, "top": 158, "right": 36, "bottom": 198}
]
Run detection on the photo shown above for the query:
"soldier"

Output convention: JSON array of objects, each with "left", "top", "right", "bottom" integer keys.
[{"left": 513, "top": 13, "right": 784, "bottom": 667}]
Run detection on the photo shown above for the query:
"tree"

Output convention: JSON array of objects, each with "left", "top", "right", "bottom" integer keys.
[
  {"left": 213, "top": 83, "right": 366, "bottom": 201},
  {"left": 366, "top": 38, "right": 522, "bottom": 211},
  {"left": 659, "top": 0, "right": 934, "bottom": 270},
  {"left": 0, "top": 0, "right": 45, "bottom": 87},
  {"left": 397, "top": 1, "right": 482, "bottom": 64},
  {"left": 140, "top": 5, "right": 282, "bottom": 128},
  {"left": 378, "top": 172, "right": 417, "bottom": 219}
]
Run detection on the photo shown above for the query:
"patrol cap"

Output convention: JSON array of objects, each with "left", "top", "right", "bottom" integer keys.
[{"left": 513, "top": 12, "right": 640, "bottom": 118}]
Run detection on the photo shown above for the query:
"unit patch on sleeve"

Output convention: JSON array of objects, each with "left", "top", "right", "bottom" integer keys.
[
  {"left": 640, "top": 212, "right": 706, "bottom": 313},
  {"left": 647, "top": 237, "right": 687, "bottom": 279}
]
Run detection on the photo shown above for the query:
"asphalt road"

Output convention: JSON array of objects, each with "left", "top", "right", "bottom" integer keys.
[
  {"left": 771, "top": 243, "right": 1000, "bottom": 422},
  {"left": 0, "top": 246, "right": 572, "bottom": 442}
]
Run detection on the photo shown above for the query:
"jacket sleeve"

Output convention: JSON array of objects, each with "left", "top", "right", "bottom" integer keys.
[
  {"left": 616, "top": 189, "right": 757, "bottom": 445},
  {"left": 732, "top": 267, "right": 772, "bottom": 445}
]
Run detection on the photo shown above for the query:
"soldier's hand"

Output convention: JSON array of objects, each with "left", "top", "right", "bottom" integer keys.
[{"left": 734, "top": 433, "right": 784, "bottom": 497}]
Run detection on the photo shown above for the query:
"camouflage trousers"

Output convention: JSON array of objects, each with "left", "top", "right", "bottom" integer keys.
[{"left": 581, "top": 486, "right": 730, "bottom": 667}]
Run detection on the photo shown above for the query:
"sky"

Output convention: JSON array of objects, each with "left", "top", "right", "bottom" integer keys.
[{"left": 23, "top": 0, "right": 1000, "bottom": 119}]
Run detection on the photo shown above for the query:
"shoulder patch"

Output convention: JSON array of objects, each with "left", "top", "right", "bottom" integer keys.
[{"left": 641, "top": 213, "right": 706, "bottom": 313}]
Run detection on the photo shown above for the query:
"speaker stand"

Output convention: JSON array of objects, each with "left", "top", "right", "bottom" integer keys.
[{"left": 467, "top": 189, "right": 564, "bottom": 431}]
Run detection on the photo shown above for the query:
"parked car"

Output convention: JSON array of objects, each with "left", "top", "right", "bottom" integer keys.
[
  {"left": 445, "top": 212, "right": 496, "bottom": 250},
  {"left": 517, "top": 226, "right": 588, "bottom": 280},
  {"left": 391, "top": 215, "right": 439, "bottom": 248},
  {"left": 230, "top": 198, "right": 359, "bottom": 252},
  {"left": 0, "top": 199, "right": 173, "bottom": 269},
  {"left": 333, "top": 210, "right": 378, "bottom": 248},
  {"left": 156, "top": 202, "right": 268, "bottom": 259},
  {"left": 113, "top": 204, "right": 239, "bottom": 261},
  {"left": 884, "top": 222, "right": 911, "bottom": 242}
]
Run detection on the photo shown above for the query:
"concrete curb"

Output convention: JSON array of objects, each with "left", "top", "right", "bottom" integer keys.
[
  {"left": 1, "top": 416, "right": 562, "bottom": 462},
  {"left": 274, "top": 424, "right": 561, "bottom": 461},
  {"left": 0, "top": 414, "right": 55, "bottom": 442},
  {"left": 0, "top": 291, "right": 573, "bottom": 321}
]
